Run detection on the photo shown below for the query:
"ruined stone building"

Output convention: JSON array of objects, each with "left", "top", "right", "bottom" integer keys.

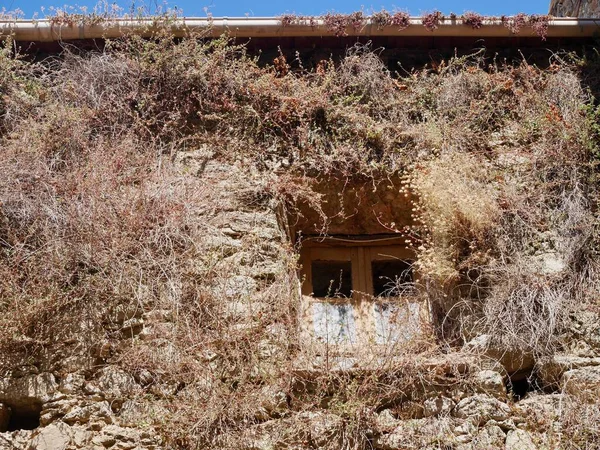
[{"left": 1, "top": 2, "right": 600, "bottom": 449}]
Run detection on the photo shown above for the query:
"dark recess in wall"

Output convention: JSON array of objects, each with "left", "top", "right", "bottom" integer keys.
[
  {"left": 6, "top": 404, "right": 41, "bottom": 432},
  {"left": 15, "top": 35, "right": 596, "bottom": 71}
]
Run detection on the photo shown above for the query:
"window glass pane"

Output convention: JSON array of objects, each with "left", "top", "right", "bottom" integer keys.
[
  {"left": 311, "top": 261, "right": 352, "bottom": 298},
  {"left": 372, "top": 259, "right": 413, "bottom": 297},
  {"left": 374, "top": 302, "right": 420, "bottom": 344},
  {"left": 313, "top": 302, "right": 357, "bottom": 344}
]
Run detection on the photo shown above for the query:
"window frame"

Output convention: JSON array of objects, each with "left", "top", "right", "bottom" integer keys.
[{"left": 298, "top": 237, "right": 421, "bottom": 349}]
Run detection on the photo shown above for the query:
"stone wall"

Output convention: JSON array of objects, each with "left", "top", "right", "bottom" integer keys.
[
  {"left": 1, "top": 151, "right": 600, "bottom": 449},
  {"left": 550, "top": 0, "right": 600, "bottom": 17},
  {"left": 0, "top": 150, "right": 294, "bottom": 449}
]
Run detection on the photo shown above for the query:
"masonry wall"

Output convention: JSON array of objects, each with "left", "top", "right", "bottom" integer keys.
[
  {"left": 2, "top": 28, "right": 600, "bottom": 450},
  {"left": 2, "top": 151, "right": 600, "bottom": 449},
  {"left": 550, "top": 0, "right": 600, "bottom": 17}
]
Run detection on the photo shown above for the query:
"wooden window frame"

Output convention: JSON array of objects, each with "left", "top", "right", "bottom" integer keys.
[{"left": 298, "top": 237, "right": 421, "bottom": 350}]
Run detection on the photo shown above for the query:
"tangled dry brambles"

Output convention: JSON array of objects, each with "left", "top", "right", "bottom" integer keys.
[{"left": 0, "top": 19, "right": 599, "bottom": 448}]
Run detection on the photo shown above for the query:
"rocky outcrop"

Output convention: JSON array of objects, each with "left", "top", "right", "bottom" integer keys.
[
  {"left": 374, "top": 409, "right": 400, "bottom": 432},
  {"left": 0, "top": 155, "right": 294, "bottom": 449},
  {"left": 241, "top": 411, "right": 343, "bottom": 450},
  {"left": 472, "top": 425, "right": 506, "bottom": 448},
  {"left": 95, "top": 367, "right": 140, "bottom": 407},
  {"left": 0, "top": 430, "right": 32, "bottom": 450},
  {"left": 0, "top": 351, "right": 594, "bottom": 449}
]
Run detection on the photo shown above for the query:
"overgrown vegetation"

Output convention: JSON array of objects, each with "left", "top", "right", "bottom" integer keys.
[
  {"left": 278, "top": 10, "right": 552, "bottom": 39},
  {"left": 462, "top": 11, "right": 484, "bottom": 29},
  {"left": 0, "top": 23, "right": 599, "bottom": 448}
]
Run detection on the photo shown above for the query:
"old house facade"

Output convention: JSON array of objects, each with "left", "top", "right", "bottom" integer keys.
[{"left": 1, "top": 3, "right": 600, "bottom": 449}]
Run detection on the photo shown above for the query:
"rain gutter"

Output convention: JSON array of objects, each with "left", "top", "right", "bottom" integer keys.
[{"left": 0, "top": 17, "right": 598, "bottom": 42}]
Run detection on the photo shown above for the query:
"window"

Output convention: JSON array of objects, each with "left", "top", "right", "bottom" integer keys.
[
  {"left": 299, "top": 237, "right": 422, "bottom": 349},
  {"left": 371, "top": 259, "right": 413, "bottom": 297},
  {"left": 311, "top": 261, "right": 353, "bottom": 298}
]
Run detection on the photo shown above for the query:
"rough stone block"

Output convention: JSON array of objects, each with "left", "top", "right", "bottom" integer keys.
[
  {"left": 423, "top": 396, "right": 455, "bottom": 418},
  {"left": 0, "top": 373, "right": 60, "bottom": 414},
  {"left": 464, "top": 335, "right": 534, "bottom": 374},
  {"left": 29, "top": 423, "right": 72, "bottom": 450},
  {"left": 473, "top": 370, "right": 506, "bottom": 398},
  {"left": 505, "top": 429, "right": 537, "bottom": 450},
  {"left": 454, "top": 394, "right": 511, "bottom": 426},
  {"left": 562, "top": 366, "right": 600, "bottom": 400},
  {"left": 538, "top": 355, "right": 600, "bottom": 388}
]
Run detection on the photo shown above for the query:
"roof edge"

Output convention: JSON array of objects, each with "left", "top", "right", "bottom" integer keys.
[{"left": 0, "top": 17, "right": 598, "bottom": 42}]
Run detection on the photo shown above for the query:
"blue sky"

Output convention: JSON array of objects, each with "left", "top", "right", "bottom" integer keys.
[{"left": 3, "top": 0, "right": 551, "bottom": 19}]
